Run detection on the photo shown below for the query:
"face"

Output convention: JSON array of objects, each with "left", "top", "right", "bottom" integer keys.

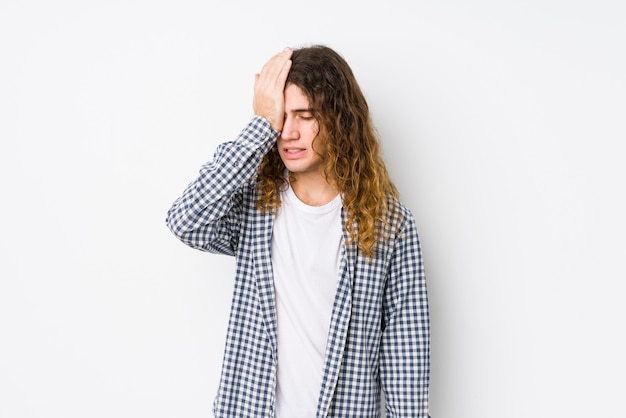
[{"left": 278, "top": 84, "right": 325, "bottom": 178}]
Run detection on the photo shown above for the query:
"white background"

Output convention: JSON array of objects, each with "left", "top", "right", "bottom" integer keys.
[{"left": 1, "top": 1, "right": 625, "bottom": 417}]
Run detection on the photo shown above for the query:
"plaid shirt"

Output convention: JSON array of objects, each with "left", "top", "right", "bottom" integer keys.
[{"left": 166, "top": 116, "right": 430, "bottom": 417}]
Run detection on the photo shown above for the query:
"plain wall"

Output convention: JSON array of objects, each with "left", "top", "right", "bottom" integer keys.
[{"left": 1, "top": 1, "right": 624, "bottom": 417}]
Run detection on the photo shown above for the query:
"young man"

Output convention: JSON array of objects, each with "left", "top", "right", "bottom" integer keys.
[{"left": 166, "top": 45, "right": 430, "bottom": 418}]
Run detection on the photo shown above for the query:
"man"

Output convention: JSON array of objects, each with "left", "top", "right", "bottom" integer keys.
[{"left": 166, "top": 45, "right": 430, "bottom": 417}]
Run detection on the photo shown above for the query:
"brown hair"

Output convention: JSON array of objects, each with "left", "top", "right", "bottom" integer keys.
[{"left": 256, "top": 45, "right": 399, "bottom": 257}]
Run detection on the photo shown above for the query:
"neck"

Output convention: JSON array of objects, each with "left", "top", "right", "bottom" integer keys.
[{"left": 290, "top": 171, "right": 339, "bottom": 206}]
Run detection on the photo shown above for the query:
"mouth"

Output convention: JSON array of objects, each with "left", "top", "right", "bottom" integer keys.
[
  {"left": 281, "top": 147, "right": 307, "bottom": 160},
  {"left": 284, "top": 148, "right": 306, "bottom": 154}
]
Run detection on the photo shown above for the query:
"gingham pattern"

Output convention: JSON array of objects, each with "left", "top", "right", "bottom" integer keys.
[{"left": 166, "top": 116, "right": 430, "bottom": 417}]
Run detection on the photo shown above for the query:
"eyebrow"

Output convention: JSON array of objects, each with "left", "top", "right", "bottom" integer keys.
[{"left": 287, "top": 108, "right": 314, "bottom": 114}]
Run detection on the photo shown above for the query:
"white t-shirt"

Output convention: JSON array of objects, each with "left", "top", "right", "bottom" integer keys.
[{"left": 271, "top": 184, "right": 343, "bottom": 418}]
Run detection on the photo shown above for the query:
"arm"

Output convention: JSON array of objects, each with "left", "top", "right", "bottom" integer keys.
[
  {"left": 165, "top": 47, "right": 293, "bottom": 255},
  {"left": 165, "top": 117, "right": 278, "bottom": 255},
  {"left": 380, "top": 213, "right": 431, "bottom": 417}
]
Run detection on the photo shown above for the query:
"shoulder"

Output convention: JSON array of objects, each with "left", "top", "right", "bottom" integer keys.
[
  {"left": 365, "top": 194, "right": 420, "bottom": 257},
  {"left": 385, "top": 194, "right": 416, "bottom": 230}
]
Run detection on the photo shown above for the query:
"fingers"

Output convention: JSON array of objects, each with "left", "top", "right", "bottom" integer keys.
[
  {"left": 253, "top": 47, "right": 293, "bottom": 131},
  {"left": 256, "top": 47, "right": 292, "bottom": 90}
]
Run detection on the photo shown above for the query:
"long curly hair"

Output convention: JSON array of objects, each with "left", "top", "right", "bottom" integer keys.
[{"left": 256, "top": 45, "right": 399, "bottom": 257}]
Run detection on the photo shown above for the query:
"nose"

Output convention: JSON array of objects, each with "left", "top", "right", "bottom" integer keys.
[{"left": 280, "top": 116, "right": 299, "bottom": 141}]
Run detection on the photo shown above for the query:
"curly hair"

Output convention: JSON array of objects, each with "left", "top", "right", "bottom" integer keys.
[{"left": 256, "top": 45, "right": 399, "bottom": 257}]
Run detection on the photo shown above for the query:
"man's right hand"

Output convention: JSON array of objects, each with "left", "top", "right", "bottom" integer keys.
[{"left": 253, "top": 47, "right": 293, "bottom": 131}]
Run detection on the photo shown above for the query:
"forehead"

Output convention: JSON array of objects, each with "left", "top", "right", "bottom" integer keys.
[{"left": 284, "top": 84, "right": 311, "bottom": 110}]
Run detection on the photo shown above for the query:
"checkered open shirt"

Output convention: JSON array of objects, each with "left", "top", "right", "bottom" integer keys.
[{"left": 166, "top": 117, "right": 430, "bottom": 417}]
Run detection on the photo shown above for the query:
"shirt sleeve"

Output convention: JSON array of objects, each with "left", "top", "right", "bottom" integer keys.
[
  {"left": 165, "top": 116, "right": 279, "bottom": 256},
  {"left": 380, "top": 213, "right": 431, "bottom": 417}
]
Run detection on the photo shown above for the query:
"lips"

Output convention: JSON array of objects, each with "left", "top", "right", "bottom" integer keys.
[{"left": 282, "top": 148, "right": 306, "bottom": 159}]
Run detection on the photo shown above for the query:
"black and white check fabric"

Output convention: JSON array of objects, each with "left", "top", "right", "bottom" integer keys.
[{"left": 166, "top": 116, "right": 430, "bottom": 417}]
